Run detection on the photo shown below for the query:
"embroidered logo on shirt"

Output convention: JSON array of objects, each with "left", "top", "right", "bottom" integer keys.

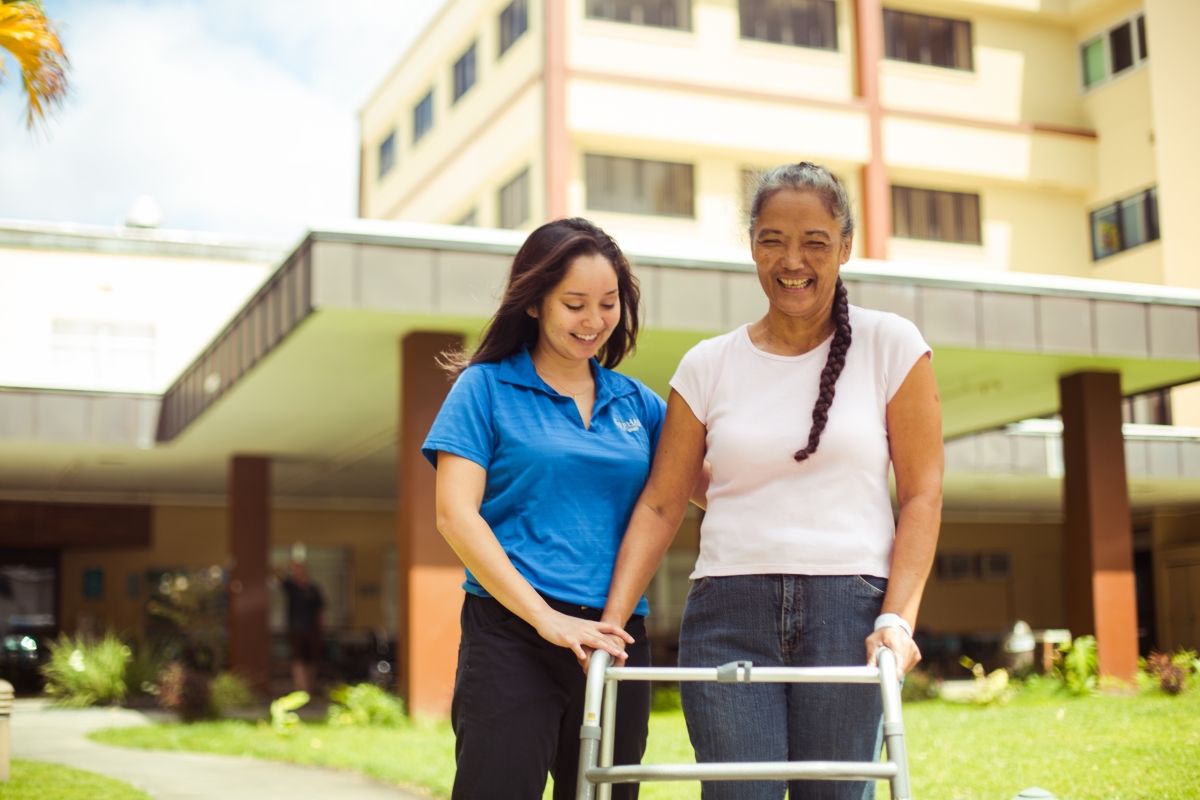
[{"left": 613, "top": 415, "right": 643, "bottom": 433}]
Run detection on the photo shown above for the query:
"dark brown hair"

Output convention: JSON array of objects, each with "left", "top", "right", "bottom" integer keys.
[
  {"left": 444, "top": 218, "right": 640, "bottom": 375},
  {"left": 747, "top": 163, "right": 854, "bottom": 462}
]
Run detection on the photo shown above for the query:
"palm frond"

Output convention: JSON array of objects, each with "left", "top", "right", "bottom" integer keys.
[{"left": 0, "top": 0, "right": 69, "bottom": 128}]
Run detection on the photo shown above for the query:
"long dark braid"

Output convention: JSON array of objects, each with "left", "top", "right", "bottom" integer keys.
[{"left": 793, "top": 277, "right": 852, "bottom": 462}]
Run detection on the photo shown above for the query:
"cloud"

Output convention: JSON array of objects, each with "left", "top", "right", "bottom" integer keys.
[{"left": 0, "top": 0, "right": 444, "bottom": 239}]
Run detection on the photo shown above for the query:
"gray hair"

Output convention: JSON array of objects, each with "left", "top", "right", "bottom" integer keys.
[{"left": 747, "top": 162, "right": 855, "bottom": 241}]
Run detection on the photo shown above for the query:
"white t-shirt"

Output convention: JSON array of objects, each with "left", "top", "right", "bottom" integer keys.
[{"left": 670, "top": 306, "right": 931, "bottom": 580}]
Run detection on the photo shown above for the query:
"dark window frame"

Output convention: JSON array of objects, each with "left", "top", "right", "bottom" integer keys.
[
  {"left": 1080, "top": 11, "right": 1148, "bottom": 90},
  {"left": 738, "top": 0, "right": 838, "bottom": 52},
  {"left": 883, "top": 8, "right": 973, "bottom": 71},
  {"left": 585, "top": 154, "right": 695, "bottom": 218},
  {"left": 499, "top": 0, "right": 529, "bottom": 55},
  {"left": 453, "top": 43, "right": 477, "bottom": 103},
  {"left": 498, "top": 169, "right": 530, "bottom": 229},
  {"left": 891, "top": 185, "right": 982, "bottom": 245},
  {"left": 1090, "top": 187, "right": 1160, "bottom": 261},
  {"left": 412, "top": 90, "right": 434, "bottom": 144},
  {"left": 585, "top": 0, "right": 692, "bottom": 31},
  {"left": 377, "top": 131, "right": 396, "bottom": 180}
]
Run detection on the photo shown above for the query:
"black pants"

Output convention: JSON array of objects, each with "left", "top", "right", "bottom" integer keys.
[{"left": 451, "top": 593, "right": 651, "bottom": 800}]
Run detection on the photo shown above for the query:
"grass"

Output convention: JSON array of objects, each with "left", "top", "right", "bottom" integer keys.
[
  {"left": 0, "top": 760, "right": 151, "bottom": 800},
  {"left": 91, "top": 687, "right": 1200, "bottom": 799}
]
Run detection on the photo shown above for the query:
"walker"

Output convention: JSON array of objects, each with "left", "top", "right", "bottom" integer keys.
[{"left": 575, "top": 646, "right": 911, "bottom": 800}]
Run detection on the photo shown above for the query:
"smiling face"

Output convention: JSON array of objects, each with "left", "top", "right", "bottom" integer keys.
[
  {"left": 751, "top": 189, "right": 852, "bottom": 324},
  {"left": 528, "top": 252, "right": 621, "bottom": 365}
]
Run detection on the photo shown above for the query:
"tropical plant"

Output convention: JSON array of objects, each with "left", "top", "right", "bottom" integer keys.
[
  {"left": 1054, "top": 635, "right": 1098, "bottom": 696},
  {"left": 270, "top": 691, "right": 309, "bottom": 734},
  {"left": 0, "top": 0, "right": 69, "bottom": 128},
  {"left": 1139, "top": 649, "right": 1199, "bottom": 696},
  {"left": 327, "top": 683, "right": 406, "bottom": 727},
  {"left": 211, "top": 671, "right": 256, "bottom": 714},
  {"left": 157, "top": 662, "right": 214, "bottom": 722},
  {"left": 957, "top": 656, "right": 1015, "bottom": 705},
  {"left": 123, "top": 639, "right": 169, "bottom": 700},
  {"left": 41, "top": 633, "right": 130, "bottom": 707}
]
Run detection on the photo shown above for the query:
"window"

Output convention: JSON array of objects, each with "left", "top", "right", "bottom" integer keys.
[
  {"left": 1080, "top": 12, "right": 1148, "bottom": 89},
  {"left": 377, "top": 131, "right": 395, "bottom": 179},
  {"left": 739, "top": 0, "right": 837, "bottom": 51},
  {"left": 498, "top": 169, "right": 530, "bottom": 229},
  {"left": 1123, "top": 388, "right": 1172, "bottom": 425},
  {"left": 883, "top": 8, "right": 972, "bottom": 70},
  {"left": 586, "top": 154, "right": 694, "bottom": 217},
  {"left": 500, "top": 0, "right": 528, "bottom": 55},
  {"left": 1090, "top": 187, "right": 1159, "bottom": 260},
  {"left": 936, "top": 553, "right": 973, "bottom": 582},
  {"left": 453, "top": 43, "right": 476, "bottom": 103},
  {"left": 891, "top": 185, "right": 981, "bottom": 244},
  {"left": 52, "top": 320, "right": 156, "bottom": 385},
  {"left": 979, "top": 552, "right": 1011, "bottom": 581},
  {"left": 413, "top": 90, "right": 434, "bottom": 143},
  {"left": 586, "top": 0, "right": 691, "bottom": 30}
]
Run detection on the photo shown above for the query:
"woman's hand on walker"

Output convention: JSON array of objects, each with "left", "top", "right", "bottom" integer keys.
[
  {"left": 577, "top": 633, "right": 631, "bottom": 672},
  {"left": 866, "top": 626, "right": 921, "bottom": 676},
  {"left": 535, "top": 610, "right": 633, "bottom": 663}
]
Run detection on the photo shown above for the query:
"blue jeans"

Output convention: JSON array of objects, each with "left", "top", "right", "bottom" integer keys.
[{"left": 678, "top": 574, "right": 887, "bottom": 800}]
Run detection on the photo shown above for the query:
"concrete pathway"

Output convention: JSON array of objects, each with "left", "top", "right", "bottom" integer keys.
[{"left": 11, "top": 700, "right": 425, "bottom": 800}]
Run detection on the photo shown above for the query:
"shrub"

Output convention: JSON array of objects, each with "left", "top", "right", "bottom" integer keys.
[
  {"left": 158, "top": 662, "right": 214, "bottom": 722},
  {"left": 1054, "top": 635, "right": 1098, "bottom": 696},
  {"left": 901, "top": 669, "right": 940, "bottom": 702},
  {"left": 124, "top": 639, "right": 168, "bottom": 699},
  {"left": 957, "top": 656, "right": 1014, "bottom": 705},
  {"left": 651, "top": 683, "right": 682, "bottom": 712},
  {"left": 211, "top": 671, "right": 255, "bottom": 714},
  {"left": 327, "top": 683, "right": 406, "bottom": 727},
  {"left": 41, "top": 633, "right": 130, "bottom": 707},
  {"left": 1140, "top": 650, "right": 1199, "bottom": 695},
  {"left": 271, "top": 691, "right": 310, "bottom": 734}
]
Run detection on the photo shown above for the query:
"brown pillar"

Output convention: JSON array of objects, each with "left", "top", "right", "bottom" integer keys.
[
  {"left": 544, "top": 0, "right": 568, "bottom": 220},
  {"left": 397, "top": 332, "right": 466, "bottom": 717},
  {"left": 1060, "top": 372, "right": 1139, "bottom": 682},
  {"left": 854, "top": 0, "right": 889, "bottom": 260},
  {"left": 228, "top": 456, "right": 271, "bottom": 689}
]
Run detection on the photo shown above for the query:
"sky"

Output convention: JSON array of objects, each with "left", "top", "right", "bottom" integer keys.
[{"left": 0, "top": 0, "right": 446, "bottom": 241}]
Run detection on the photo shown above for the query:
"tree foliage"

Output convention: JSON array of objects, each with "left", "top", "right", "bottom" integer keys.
[{"left": 0, "top": 0, "right": 69, "bottom": 128}]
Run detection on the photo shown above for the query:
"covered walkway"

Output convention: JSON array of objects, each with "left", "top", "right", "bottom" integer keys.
[{"left": 4, "top": 220, "right": 1200, "bottom": 712}]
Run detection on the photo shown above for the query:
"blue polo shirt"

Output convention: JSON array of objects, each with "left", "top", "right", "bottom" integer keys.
[{"left": 422, "top": 348, "right": 664, "bottom": 616}]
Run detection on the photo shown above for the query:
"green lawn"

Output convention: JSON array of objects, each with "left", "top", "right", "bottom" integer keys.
[
  {"left": 91, "top": 688, "right": 1200, "bottom": 799},
  {"left": 0, "top": 760, "right": 151, "bottom": 800}
]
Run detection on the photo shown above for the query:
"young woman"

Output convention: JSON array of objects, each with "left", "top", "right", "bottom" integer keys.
[
  {"left": 601, "top": 163, "right": 944, "bottom": 799},
  {"left": 422, "top": 218, "right": 666, "bottom": 800}
]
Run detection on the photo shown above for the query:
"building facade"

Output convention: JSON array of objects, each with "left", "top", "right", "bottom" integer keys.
[
  {"left": 360, "top": 0, "right": 1198, "bottom": 288},
  {"left": 3, "top": 0, "right": 1200, "bottom": 715}
]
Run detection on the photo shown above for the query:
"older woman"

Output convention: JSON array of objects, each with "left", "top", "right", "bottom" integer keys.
[{"left": 600, "top": 163, "right": 943, "bottom": 799}]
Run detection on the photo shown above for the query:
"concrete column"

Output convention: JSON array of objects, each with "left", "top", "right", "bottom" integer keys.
[
  {"left": 854, "top": 0, "right": 889, "bottom": 260},
  {"left": 397, "top": 332, "right": 465, "bottom": 716},
  {"left": 228, "top": 455, "right": 271, "bottom": 689},
  {"left": 544, "top": 0, "right": 568, "bottom": 220},
  {"left": 1059, "top": 372, "right": 1139, "bottom": 681}
]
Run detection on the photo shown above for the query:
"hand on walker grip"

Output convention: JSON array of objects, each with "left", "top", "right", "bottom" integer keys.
[
  {"left": 866, "top": 626, "right": 921, "bottom": 676},
  {"left": 577, "top": 632, "right": 630, "bottom": 672},
  {"left": 535, "top": 610, "right": 632, "bottom": 663}
]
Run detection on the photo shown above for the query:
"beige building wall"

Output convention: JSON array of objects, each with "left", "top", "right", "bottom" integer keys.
[
  {"left": 61, "top": 504, "right": 395, "bottom": 640},
  {"left": 359, "top": 0, "right": 545, "bottom": 225},
  {"left": 1145, "top": 0, "right": 1200, "bottom": 290}
]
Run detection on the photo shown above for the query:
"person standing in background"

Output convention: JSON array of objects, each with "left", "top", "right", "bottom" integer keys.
[{"left": 280, "top": 560, "right": 324, "bottom": 693}]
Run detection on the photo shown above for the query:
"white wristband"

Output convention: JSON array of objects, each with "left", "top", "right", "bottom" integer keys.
[{"left": 874, "top": 613, "right": 913, "bottom": 638}]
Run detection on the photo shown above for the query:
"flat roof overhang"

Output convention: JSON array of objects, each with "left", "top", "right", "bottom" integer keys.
[{"left": 3, "top": 220, "right": 1200, "bottom": 506}]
